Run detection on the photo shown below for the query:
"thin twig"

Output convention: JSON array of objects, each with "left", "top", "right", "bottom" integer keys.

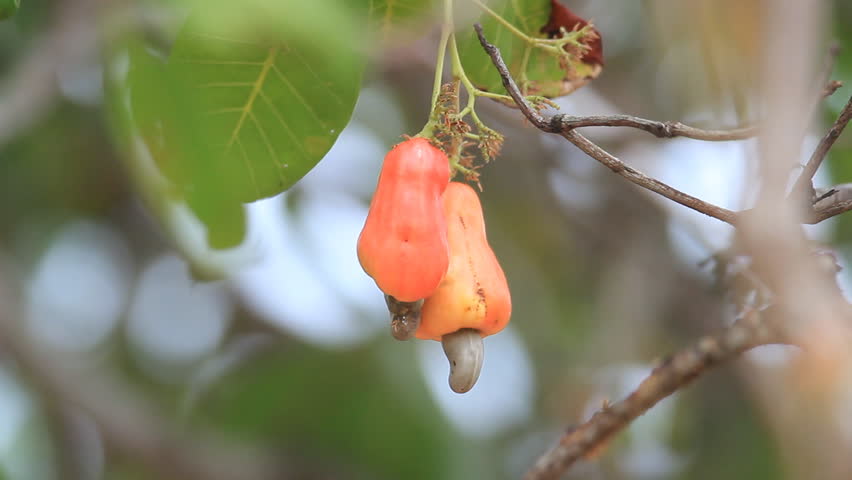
[
  {"left": 472, "top": 24, "right": 549, "bottom": 130},
  {"left": 808, "top": 183, "right": 852, "bottom": 222},
  {"left": 786, "top": 41, "right": 848, "bottom": 199},
  {"left": 809, "top": 199, "right": 852, "bottom": 223},
  {"left": 523, "top": 309, "right": 782, "bottom": 480},
  {"left": 824, "top": 80, "right": 843, "bottom": 98},
  {"left": 791, "top": 93, "right": 852, "bottom": 200},
  {"left": 552, "top": 115, "right": 758, "bottom": 141},
  {"left": 474, "top": 24, "right": 739, "bottom": 225},
  {"left": 817, "top": 43, "right": 842, "bottom": 100},
  {"left": 562, "top": 130, "right": 739, "bottom": 223}
]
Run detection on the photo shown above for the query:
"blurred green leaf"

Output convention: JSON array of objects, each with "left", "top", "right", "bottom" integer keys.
[
  {"left": 366, "top": 0, "right": 438, "bottom": 38},
  {"left": 0, "top": 0, "right": 19, "bottom": 20},
  {"left": 456, "top": 0, "right": 599, "bottom": 99},
  {"left": 168, "top": 0, "right": 366, "bottom": 203},
  {"left": 675, "top": 379, "right": 783, "bottom": 480},
  {"left": 127, "top": 44, "right": 247, "bottom": 249},
  {"left": 193, "top": 343, "right": 468, "bottom": 480},
  {"left": 110, "top": 0, "right": 368, "bottom": 251}
]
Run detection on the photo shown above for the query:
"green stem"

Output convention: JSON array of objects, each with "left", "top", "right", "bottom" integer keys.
[
  {"left": 470, "top": 0, "right": 531, "bottom": 44},
  {"left": 430, "top": 0, "right": 454, "bottom": 111},
  {"left": 417, "top": 0, "right": 453, "bottom": 137},
  {"left": 471, "top": 0, "right": 592, "bottom": 54},
  {"left": 449, "top": 33, "right": 488, "bottom": 131}
]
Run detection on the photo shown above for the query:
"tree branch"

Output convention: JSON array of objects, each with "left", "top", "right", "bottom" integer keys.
[
  {"left": 474, "top": 23, "right": 739, "bottom": 225},
  {"left": 561, "top": 130, "right": 739, "bottom": 223},
  {"left": 807, "top": 183, "right": 852, "bottom": 223},
  {"left": 523, "top": 309, "right": 784, "bottom": 480},
  {"left": 474, "top": 23, "right": 852, "bottom": 228},
  {"left": 474, "top": 21, "right": 849, "bottom": 480},
  {"left": 552, "top": 115, "right": 758, "bottom": 141},
  {"left": 791, "top": 93, "right": 852, "bottom": 198},
  {"left": 824, "top": 80, "right": 843, "bottom": 98}
]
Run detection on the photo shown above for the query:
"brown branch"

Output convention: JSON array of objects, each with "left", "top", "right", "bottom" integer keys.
[
  {"left": 807, "top": 184, "right": 852, "bottom": 223},
  {"left": 474, "top": 24, "right": 739, "bottom": 225},
  {"left": 523, "top": 309, "right": 783, "bottom": 480},
  {"left": 791, "top": 93, "right": 852, "bottom": 199},
  {"left": 552, "top": 115, "right": 758, "bottom": 141},
  {"left": 824, "top": 80, "right": 843, "bottom": 98},
  {"left": 817, "top": 43, "right": 842, "bottom": 99},
  {"left": 561, "top": 130, "right": 739, "bottom": 223},
  {"left": 809, "top": 199, "right": 852, "bottom": 223},
  {"left": 474, "top": 21, "right": 847, "bottom": 480}
]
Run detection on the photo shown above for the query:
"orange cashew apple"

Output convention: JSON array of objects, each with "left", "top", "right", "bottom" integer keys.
[
  {"left": 357, "top": 137, "right": 451, "bottom": 338},
  {"left": 416, "top": 182, "right": 512, "bottom": 392}
]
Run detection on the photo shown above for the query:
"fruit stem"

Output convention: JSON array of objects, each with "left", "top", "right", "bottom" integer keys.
[
  {"left": 470, "top": 0, "right": 530, "bottom": 43},
  {"left": 417, "top": 0, "right": 454, "bottom": 138},
  {"left": 449, "top": 33, "right": 490, "bottom": 133}
]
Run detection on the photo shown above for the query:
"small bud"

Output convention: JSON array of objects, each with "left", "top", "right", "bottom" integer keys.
[{"left": 441, "top": 328, "right": 484, "bottom": 393}]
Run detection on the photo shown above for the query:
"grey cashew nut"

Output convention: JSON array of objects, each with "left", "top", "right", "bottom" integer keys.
[{"left": 441, "top": 328, "right": 484, "bottom": 393}]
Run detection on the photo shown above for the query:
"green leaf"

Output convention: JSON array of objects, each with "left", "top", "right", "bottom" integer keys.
[
  {"left": 107, "top": 0, "right": 368, "bottom": 253},
  {"left": 167, "top": 0, "right": 366, "bottom": 204},
  {"left": 0, "top": 0, "right": 19, "bottom": 20},
  {"left": 456, "top": 0, "right": 599, "bottom": 99},
  {"left": 366, "top": 0, "right": 438, "bottom": 39},
  {"left": 127, "top": 44, "right": 248, "bottom": 250}
]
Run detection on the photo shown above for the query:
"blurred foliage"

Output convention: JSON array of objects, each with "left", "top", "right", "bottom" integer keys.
[
  {"left": 192, "top": 344, "right": 465, "bottom": 479},
  {"left": 826, "top": 1, "right": 852, "bottom": 245},
  {"left": 0, "top": 0, "right": 19, "bottom": 21},
  {"left": 362, "top": 0, "right": 440, "bottom": 40}
]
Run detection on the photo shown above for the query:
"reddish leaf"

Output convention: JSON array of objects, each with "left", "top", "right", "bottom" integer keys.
[{"left": 540, "top": 0, "right": 604, "bottom": 68}]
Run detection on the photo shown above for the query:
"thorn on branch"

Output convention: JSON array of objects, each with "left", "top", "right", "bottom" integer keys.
[
  {"left": 814, "top": 188, "right": 838, "bottom": 204},
  {"left": 824, "top": 80, "right": 843, "bottom": 98},
  {"left": 790, "top": 93, "right": 852, "bottom": 203}
]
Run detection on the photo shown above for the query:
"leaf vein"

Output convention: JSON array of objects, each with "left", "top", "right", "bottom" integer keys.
[
  {"left": 206, "top": 107, "right": 245, "bottom": 115},
  {"left": 258, "top": 89, "right": 310, "bottom": 161},
  {"left": 226, "top": 46, "right": 278, "bottom": 148},
  {"left": 198, "top": 81, "right": 256, "bottom": 88},
  {"left": 187, "top": 32, "right": 267, "bottom": 48},
  {"left": 270, "top": 62, "right": 329, "bottom": 129},
  {"left": 173, "top": 59, "right": 265, "bottom": 66},
  {"left": 286, "top": 48, "right": 344, "bottom": 107},
  {"left": 235, "top": 137, "right": 262, "bottom": 198},
  {"left": 247, "top": 110, "right": 288, "bottom": 190}
]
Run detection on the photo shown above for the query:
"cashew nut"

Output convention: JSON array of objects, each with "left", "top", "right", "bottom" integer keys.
[{"left": 441, "top": 328, "right": 484, "bottom": 393}]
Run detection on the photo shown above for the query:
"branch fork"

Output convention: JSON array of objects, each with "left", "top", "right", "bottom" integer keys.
[
  {"left": 474, "top": 24, "right": 852, "bottom": 228},
  {"left": 473, "top": 22, "right": 852, "bottom": 480}
]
